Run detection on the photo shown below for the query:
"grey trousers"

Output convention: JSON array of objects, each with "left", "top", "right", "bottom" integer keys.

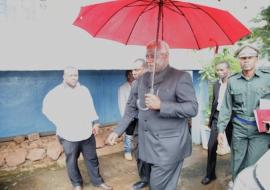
[
  {"left": 58, "top": 135, "right": 104, "bottom": 187},
  {"left": 149, "top": 160, "right": 184, "bottom": 190},
  {"left": 134, "top": 129, "right": 151, "bottom": 183}
]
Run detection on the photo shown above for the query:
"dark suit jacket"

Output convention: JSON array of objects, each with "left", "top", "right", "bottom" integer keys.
[
  {"left": 209, "top": 80, "right": 220, "bottom": 128},
  {"left": 115, "top": 66, "right": 198, "bottom": 165}
]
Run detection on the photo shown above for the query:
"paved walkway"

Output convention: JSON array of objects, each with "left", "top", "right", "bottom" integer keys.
[{"left": 0, "top": 145, "right": 231, "bottom": 190}]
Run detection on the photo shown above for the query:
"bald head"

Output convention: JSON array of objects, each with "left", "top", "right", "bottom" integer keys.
[
  {"left": 132, "top": 58, "right": 147, "bottom": 79},
  {"left": 145, "top": 40, "right": 170, "bottom": 73},
  {"left": 146, "top": 40, "right": 170, "bottom": 54},
  {"left": 63, "top": 66, "right": 79, "bottom": 88}
]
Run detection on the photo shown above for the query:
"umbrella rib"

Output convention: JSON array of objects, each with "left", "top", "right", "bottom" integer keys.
[
  {"left": 140, "top": 3, "right": 158, "bottom": 12},
  {"left": 163, "top": 5, "right": 184, "bottom": 15},
  {"left": 125, "top": 0, "right": 158, "bottom": 44},
  {"left": 126, "top": 0, "right": 155, "bottom": 8},
  {"left": 161, "top": 3, "right": 164, "bottom": 41},
  {"left": 168, "top": 0, "right": 201, "bottom": 49},
  {"left": 93, "top": 0, "right": 142, "bottom": 37},
  {"left": 127, "top": 0, "right": 157, "bottom": 13},
  {"left": 188, "top": 3, "right": 234, "bottom": 44}
]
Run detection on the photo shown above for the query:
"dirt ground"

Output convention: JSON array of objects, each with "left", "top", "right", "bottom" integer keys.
[{"left": 0, "top": 145, "right": 231, "bottom": 190}]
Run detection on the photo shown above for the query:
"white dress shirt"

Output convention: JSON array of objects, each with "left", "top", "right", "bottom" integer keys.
[
  {"left": 217, "top": 79, "right": 228, "bottom": 111},
  {"left": 42, "top": 82, "right": 98, "bottom": 142},
  {"left": 118, "top": 82, "right": 131, "bottom": 116}
]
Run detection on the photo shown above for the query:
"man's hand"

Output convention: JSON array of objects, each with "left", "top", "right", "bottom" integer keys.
[
  {"left": 217, "top": 132, "right": 225, "bottom": 145},
  {"left": 92, "top": 124, "right": 100, "bottom": 136},
  {"left": 106, "top": 132, "right": 118, "bottom": 145},
  {"left": 145, "top": 93, "right": 161, "bottom": 110}
]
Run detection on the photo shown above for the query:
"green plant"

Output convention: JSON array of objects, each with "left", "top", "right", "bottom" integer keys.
[
  {"left": 199, "top": 48, "right": 241, "bottom": 121},
  {"left": 239, "top": 5, "right": 270, "bottom": 60},
  {"left": 199, "top": 48, "right": 241, "bottom": 81}
]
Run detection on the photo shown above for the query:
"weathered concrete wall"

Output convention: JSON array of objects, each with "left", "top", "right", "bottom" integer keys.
[{"left": 0, "top": 125, "right": 123, "bottom": 171}]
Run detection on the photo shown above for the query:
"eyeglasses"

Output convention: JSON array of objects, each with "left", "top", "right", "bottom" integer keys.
[
  {"left": 145, "top": 53, "right": 155, "bottom": 59},
  {"left": 145, "top": 52, "right": 168, "bottom": 59}
]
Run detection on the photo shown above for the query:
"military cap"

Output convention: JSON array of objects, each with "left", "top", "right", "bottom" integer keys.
[{"left": 235, "top": 45, "right": 260, "bottom": 58}]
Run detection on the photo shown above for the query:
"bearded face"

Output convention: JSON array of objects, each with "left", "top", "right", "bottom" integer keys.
[{"left": 145, "top": 49, "right": 169, "bottom": 73}]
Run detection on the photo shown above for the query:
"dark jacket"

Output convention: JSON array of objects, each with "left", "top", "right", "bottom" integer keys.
[
  {"left": 115, "top": 66, "right": 198, "bottom": 165},
  {"left": 209, "top": 80, "right": 220, "bottom": 128}
]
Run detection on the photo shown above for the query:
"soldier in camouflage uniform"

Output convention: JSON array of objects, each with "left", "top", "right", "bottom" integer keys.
[{"left": 217, "top": 45, "right": 270, "bottom": 181}]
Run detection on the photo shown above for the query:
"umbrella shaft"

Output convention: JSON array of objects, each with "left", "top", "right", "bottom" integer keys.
[
  {"left": 150, "top": 0, "right": 163, "bottom": 94},
  {"left": 155, "top": 0, "right": 163, "bottom": 42},
  {"left": 150, "top": 46, "right": 158, "bottom": 94}
]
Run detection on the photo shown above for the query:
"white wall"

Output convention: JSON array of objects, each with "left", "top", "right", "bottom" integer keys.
[{"left": 0, "top": 0, "right": 269, "bottom": 71}]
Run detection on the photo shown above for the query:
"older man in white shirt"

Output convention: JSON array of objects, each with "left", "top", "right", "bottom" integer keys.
[{"left": 42, "top": 66, "right": 112, "bottom": 190}]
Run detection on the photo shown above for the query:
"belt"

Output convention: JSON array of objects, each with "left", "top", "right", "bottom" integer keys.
[{"left": 234, "top": 115, "right": 257, "bottom": 126}]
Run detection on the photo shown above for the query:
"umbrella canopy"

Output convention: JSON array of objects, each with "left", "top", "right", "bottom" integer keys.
[{"left": 73, "top": 0, "right": 251, "bottom": 49}]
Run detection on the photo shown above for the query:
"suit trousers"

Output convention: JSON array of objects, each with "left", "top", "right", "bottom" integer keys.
[
  {"left": 206, "top": 111, "right": 232, "bottom": 179},
  {"left": 134, "top": 124, "right": 183, "bottom": 189},
  {"left": 150, "top": 160, "right": 184, "bottom": 190},
  {"left": 58, "top": 135, "right": 104, "bottom": 187},
  {"left": 134, "top": 128, "right": 151, "bottom": 183}
]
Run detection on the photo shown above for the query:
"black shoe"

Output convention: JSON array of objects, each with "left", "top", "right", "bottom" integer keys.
[
  {"left": 201, "top": 176, "right": 216, "bottom": 185},
  {"left": 133, "top": 181, "right": 148, "bottom": 190}
]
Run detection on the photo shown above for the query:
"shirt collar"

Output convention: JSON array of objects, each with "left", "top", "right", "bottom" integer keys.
[
  {"left": 62, "top": 82, "right": 81, "bottom": 89},
  {"left": 142, "top": 65, "right": 171, "bottom": 87},
  {"left": 254, "top": 69, "right": 262, "bottom": 77},
  {"left": 218, "top": 78, "right": 227, "bottom": 85},
  {"left": 236, "top": 69, "right": 261, "bottom": 80}
]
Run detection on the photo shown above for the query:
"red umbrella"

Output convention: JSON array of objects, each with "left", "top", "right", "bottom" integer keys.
[
  {"left": 73, "top": 0, "right": 250, "bottom": 49},
  {"left": 73, "top": 0, "right": 250, "bottom": 92}
]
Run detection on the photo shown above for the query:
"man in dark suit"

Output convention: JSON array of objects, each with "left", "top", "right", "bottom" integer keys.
[
  {"left": 201, "top": 61, "right": 233, "bottom": 185},
  {"left": 106, "top": 40, "right": 198, "bottom": 190}
]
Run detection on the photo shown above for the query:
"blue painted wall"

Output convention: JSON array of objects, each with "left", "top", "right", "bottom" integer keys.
[
  {"left": 0, "top": 70, "right": 125, "bottom": 138},
  {"left": 191, "top": 70, "right": 211, "bottom": 145},
  {"left": 0, "top": 70, "right": 206, "bottom": 140}
]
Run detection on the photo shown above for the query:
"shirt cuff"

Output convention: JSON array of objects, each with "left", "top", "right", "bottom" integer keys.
[
  {"left": 218, "top": 127, "right": 225, "bottom": 134},
  {"left": 159, "top": 101, "right": 172, "bottom": 117}
]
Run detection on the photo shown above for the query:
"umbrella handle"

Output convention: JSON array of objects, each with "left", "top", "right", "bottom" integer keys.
[
  {"left": 136, "top": 99, "right": 149, "bottom": 111},
  {"left": 136, "top": 88, "right": 159, "bottom": 111}
]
